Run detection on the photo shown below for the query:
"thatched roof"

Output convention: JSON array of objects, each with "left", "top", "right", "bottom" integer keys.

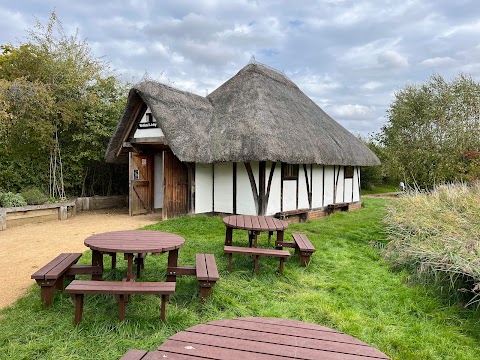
[{"left": 106, "top": 63, "right": 380, "bottom": 166}]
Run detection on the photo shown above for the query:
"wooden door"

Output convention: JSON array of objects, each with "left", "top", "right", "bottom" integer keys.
[
  {"left": 163, "top": 150, "right": 189, "bottom": 219},
  {"left": 129, "top": 153, "right": 153, "bottom": 215}
]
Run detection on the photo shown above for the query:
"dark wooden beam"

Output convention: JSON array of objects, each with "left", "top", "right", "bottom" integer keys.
[
  {"left": 244, "top": 162, "right": 259, "bottom": 215},
  {"left": 265, "top": 162, "right": 276, "bottom": 214}
]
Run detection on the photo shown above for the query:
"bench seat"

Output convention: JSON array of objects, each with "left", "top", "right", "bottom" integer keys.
[
  {"left": 167, "top": 254, "right": 219, "bottom": 301},
  {"left": 31, "top": 253, "right": 82, "bottom": 306},
  {"left": 326, "top": 202, "right": 349, "bottom": 215},
  {"left": 276, "top": 233, "right": 316, "bottom": 266},
  {"left": 224, "top": 246, "right": 290, "bottom": 273},
  {"left": 274, "top": 208, "right": 309, "bottom": 222},
  {"left": 65, "top": 280, "right": 175, "bottom": 324}
]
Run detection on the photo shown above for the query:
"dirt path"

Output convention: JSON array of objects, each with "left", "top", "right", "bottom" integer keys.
[{"left": 0, "top": 209, "right": 161, "bottom": 310}]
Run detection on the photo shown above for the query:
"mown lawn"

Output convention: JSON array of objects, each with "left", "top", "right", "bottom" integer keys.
[{"left": 0, "top": 198, "right": 479, "bottom": 359}]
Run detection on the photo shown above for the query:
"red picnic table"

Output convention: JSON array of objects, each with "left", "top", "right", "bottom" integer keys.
[
  {"left": 223, "top": 214, "right": 289, "bottom": 248},
  {"left": 121, "top": 317, "right": 391, "bottom": 359}
]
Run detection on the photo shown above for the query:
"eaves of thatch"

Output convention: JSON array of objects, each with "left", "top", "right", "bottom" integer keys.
[{"left": 105, "top": 63, "right": 380, "bottom": 166}]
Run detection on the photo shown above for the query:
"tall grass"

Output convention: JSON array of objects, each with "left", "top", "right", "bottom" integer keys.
[{"left": 383, "top": 182, "right": 480, "bottom": 306}]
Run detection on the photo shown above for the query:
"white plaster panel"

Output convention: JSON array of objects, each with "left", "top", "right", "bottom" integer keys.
[
  {"left": 311, "top": 164, "right": 324, "bottom": 208},
  {"left": 266, "top": 162, "right": 281, "bottom": 215},
  {"left": 213, "top": 163, "right": 233, "bottom": 213},
  {"left": 282, "top": 180, "right": 297, "bottom": 211},
  {"left": 323, "top": 166, "right": 335, "bottom": 205},
  {"left": 298, "top": 165, "right": 310, "bottom": 209},
  {"left": 336, "top": 166, "right": 345, "bottom": 203},
  {"left": 195, "top": 163, "right": 213, "bottom": 213},
  {"left": 353, "top": 167, "right": 361, "bottom": 202},
  {"left": 236, "top": 163, "right": 257, "bottom": 215},
  {"left": 344, "top": 179, "right": 354, "bottom": 203},
  {"left": 153, "top": 153, "right": 163, "bottom": 209}
]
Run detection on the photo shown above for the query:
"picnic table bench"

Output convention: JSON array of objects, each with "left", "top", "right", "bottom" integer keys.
[
  {"left": 274, "top": 207, "right": 309, "bottom": 222},
  {"left": 65, "top": 280, "right": 175, "bottom": 324},
  {"left": 326, "top": 202, "right": 349, "bottom": 215},
  {"left": 276, "top": 233, "right": 316, "bottom": 266},
  {"left": 31, "top": 252, "right": 101, "bottom": 306},
  {"left": 167, "top": 253, "right": 219, "bottom": 301},
  {"left": 224, "top": 246, "right": 290, "bottom": 273}
]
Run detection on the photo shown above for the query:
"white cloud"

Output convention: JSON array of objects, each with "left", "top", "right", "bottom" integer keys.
[
  {"left": 324, "top": 104, "right": 375, "bottom": 119},
  {"left": 378, "top": 50, "right": 409, "bottom": 69},
  {"left": 420, "top": 57, "right": 455, "bottom": 67},
  {"left": 362, "top": 81, "right": 382, "bottom": 90}
]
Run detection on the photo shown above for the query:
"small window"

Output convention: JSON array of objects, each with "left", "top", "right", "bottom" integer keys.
[
  {"left": 344, "top": 166, "right": 354, "bottom": 179},
  {"left": 282, "top": 163, "right": 299, "bottom": 180}
]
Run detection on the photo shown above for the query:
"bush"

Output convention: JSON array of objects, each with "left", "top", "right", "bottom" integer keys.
[
  {"left": 20, "top": 187, "right": 48, "bottom": 205},
  {"left": 0, "top": 192, "right": 27, "bottom": 207}
]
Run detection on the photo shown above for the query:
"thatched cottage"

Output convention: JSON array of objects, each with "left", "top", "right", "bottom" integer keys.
[{"left": 105, "top": 62, "right": 380, "bottom": 219}]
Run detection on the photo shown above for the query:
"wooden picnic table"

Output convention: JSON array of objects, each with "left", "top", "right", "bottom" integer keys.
[
  {"left": 223, "top": 214, "right": 288, "bottom": 248},
  {"left": 121, "top": 317, "right": 391, "bottom": 359},
  {"left": 84, "top": 230, "right": 185, "bottom": 282}
]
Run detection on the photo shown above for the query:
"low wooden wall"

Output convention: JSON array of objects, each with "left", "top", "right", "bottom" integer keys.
[
  {"left": 0, "top": 195, "right": 128, "bottom": 230},
  {"left": 75, "top": 195, "right": 127, "bottom": 211},
  {"left": 0, "top": 201, "right": 76, "bottom": 230}
]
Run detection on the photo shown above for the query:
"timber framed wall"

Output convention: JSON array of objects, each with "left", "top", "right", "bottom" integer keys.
[{"left": 194, "top": 162, "right": 361, "bottom": 216}]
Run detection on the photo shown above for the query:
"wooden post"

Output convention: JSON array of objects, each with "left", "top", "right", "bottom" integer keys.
[
  {"left": 225, "top": 227, "right": 233, "bottom": 246},
  {"left": 58, "top": 205, "right": 68, "bottom": 220},
  {"left": 160, "top": 295, "right": 167, "bottom": 322},
  {"left": 0, "top": 209, "right": 6, "bottom": 231},
  {"left": 91, "top": 250, "right": 103, "bottom": 281},
  {"left": 74, "top": 294, "right": 84, "bottom": 325},
  {"left": 166, "top": 249, "right": 179, "bottom": 282},
  {"left": 119, "top": 295, "right": 126, "bottom": 321}
]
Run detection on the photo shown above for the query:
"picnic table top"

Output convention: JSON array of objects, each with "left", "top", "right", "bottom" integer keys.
[
  {"left": 223, "top": 214, "right": 288, "bottom": 232},
  {"left": 84, "top": 230, "right": 185, "bottom": 254},
  {"left": 149, "top": 317, "right": 391, "bottom": 359}
]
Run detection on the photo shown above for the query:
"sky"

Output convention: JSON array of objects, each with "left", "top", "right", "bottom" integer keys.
[{"left": 1, "top": 0, "right": 480, "bottom": 136}]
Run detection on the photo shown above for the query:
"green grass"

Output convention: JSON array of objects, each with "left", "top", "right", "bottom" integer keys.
[{"left": 1, "top": 198, "right": 479, "bottom": 359}]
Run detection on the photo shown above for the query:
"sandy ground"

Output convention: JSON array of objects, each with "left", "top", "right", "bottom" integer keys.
[{"left": 0, "top": 209, "right": 162, "bottom": 310}]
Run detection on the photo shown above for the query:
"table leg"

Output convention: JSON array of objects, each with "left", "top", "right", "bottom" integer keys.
[
  {"left": 254, "top": 231, "right": 259, "bottom": 248},
  {"left": 91, "top": 250, "right": 103, "bottom": 281},
  {"left": 276, "top": 230, "right": 285, "bottom": 249},
  {"left": 126, "top": 253, "right": 134, "bottom": 281},
  {"left": 166, "top": 249, "right": 179, "bottom": 282},
  {"left": 225, "top": 227, "right": 233, "bottom": 246}
]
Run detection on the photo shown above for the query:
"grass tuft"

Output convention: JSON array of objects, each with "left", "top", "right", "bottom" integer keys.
[{"left": 382, "top": 182, "right": 480, "bottom": 306}]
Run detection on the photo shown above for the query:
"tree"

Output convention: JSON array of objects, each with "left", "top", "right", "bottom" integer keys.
[
  {"left": 0, "top": 11, "right": 127, "bottom": 196},
  {"left": 379, "top": 74, "right": 480, "bottom": 188}
]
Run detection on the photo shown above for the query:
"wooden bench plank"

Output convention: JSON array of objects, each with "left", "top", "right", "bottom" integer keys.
[
  {"left": 31, "top": 253, "right": 82, "bottom": 280},
  {"left": 204, "top": 254, "right": 219, "bottom": 281},
  {"left": 292, "top": 233, "right": 316, "bottom": 266},
  {"left": 65, "top": 280, "right": 175, "bottom": 324},
  {"left": 195, "top": 253, "right": 219, "bottom": 300},
  {"left": 224, "top": 246, "right": 290, "bottom": 257},
  {"left": 31, "top": 252, "right": 83, "bottom": 306},
  {"left": 224, "top": 246, "right": 290, "bottom": 273},
  {"left": 66, "top": 280, "right": 175, "bottom": 294}
]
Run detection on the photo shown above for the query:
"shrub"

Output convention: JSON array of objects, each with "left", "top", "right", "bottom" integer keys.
[
  {"left": 20, "top": 187, "right": 48, "bottom": 205},
  {"left": 0, "top": 192, "right": 27, "bottom": 207}
]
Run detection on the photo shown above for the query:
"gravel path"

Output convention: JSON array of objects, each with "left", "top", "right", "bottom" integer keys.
[{"left": 0, "top": 209, "right": 161, "bottom": 310}]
